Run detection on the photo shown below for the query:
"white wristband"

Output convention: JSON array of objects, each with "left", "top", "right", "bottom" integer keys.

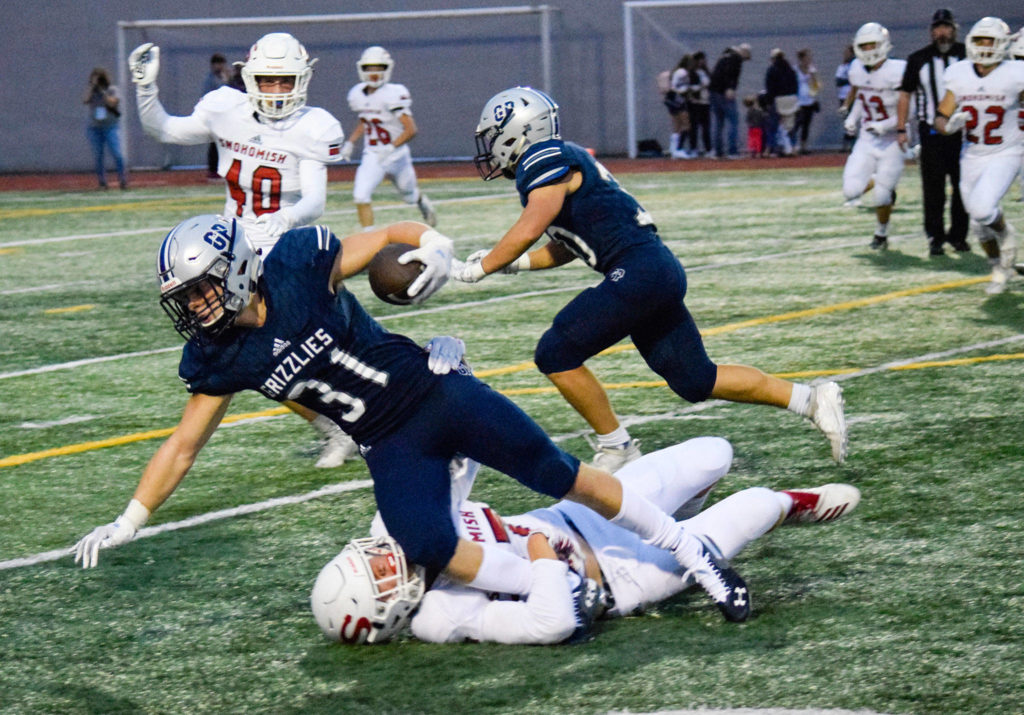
[
  {"left": 121, "top": 498, "right": 151, "bottom": 530},
  {"left": 419, "top": 229, "right": 446, "bottom": 247},
  {"left": 513, "top": 254, "right": 531, "bottom": 272}
]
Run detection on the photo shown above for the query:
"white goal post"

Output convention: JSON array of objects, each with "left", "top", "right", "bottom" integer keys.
[{"left": 116, "top": 6, "right": 557, "bottom": 166}]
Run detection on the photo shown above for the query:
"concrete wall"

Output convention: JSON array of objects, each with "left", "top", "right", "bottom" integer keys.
[{"left": 3, "top": 1, "right": 1022, "bottom": 172}]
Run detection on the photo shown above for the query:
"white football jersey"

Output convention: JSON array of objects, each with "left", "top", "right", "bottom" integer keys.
[
  {"left": 848, "top": 57, "right": 907, "bottom": 138},
  {"left": 943, "top": 59, "right": 1024, "bottom": 157},
  {"left": 346, "top": 82, "right": 413, "bottom": 154},
  {"left": 195, "top": 87, "right": 345, "bottom": 219}
]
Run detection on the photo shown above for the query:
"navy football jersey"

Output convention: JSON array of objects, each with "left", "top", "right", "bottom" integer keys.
[
  {"left": 515, "top": 139, "right": 661, "bottom": 273},
  {"left": 178, "top": 226, "right": 438, "bottom": 445}
]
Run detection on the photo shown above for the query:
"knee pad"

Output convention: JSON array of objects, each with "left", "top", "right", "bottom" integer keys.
[
  {"left": 842, "top": 179, "right": 865, "bottom": 201},
  {"left": 873, "top": 184, "right": 893, "bottom": 207},
  {"left": 535, "top": 326, "right": 588, "bottom": 375},
  {"left": 514, "top": 446, "right": 579, "bottom": 499}
]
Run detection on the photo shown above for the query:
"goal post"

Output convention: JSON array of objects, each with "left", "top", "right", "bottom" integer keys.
[{"left": 117, "top": 6, "right": 557, "bottom": 168}]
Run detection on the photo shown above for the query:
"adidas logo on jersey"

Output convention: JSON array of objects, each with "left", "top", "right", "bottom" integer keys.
[
  {"left": 248, "top": 135, "right": 263, "bottom": 145},
  {"left": 272, "top": 338, "right": 292, "bottom": 356}
]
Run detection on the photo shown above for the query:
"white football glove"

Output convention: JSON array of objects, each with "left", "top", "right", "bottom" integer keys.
[
  {"left": 843, "top": 115, "right": 859, "bottom": 136},
  {"left": 450, "top": 255, "right": 488, "bottom": 283},
  {"left": 399, "top": 229, "right": 453, "bottom": 303},
  {"left": 944, "top": 110, "right": 970, "bottom": 134},
  {"left": 254, "top": 211, "right": 291, "bottom": 241},
  {"left": 128, "top": 43, "right": 160, "bottom": 86},
  {"left": 425, "top": 336, "right": 466, "bottom": 374},
  {"left": 465, "top": 248, "right": 530, "bottom": 275},
  {"left": 837, "top": 103, "right": 850, "bottom": 118},
  {"left": 73, "top": 516, "right": 138, "bottom": 568},
  {"left": 865, "top": 121, "right": 885, "bottom": 137},
  {"left": 339, "top": 141, "right": 355, "bottom": 162}
]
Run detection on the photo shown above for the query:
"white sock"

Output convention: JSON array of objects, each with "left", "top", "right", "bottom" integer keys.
[
  {"left": 875, "top": 221, "right": 888, "bottom": 237},
  {"left": 467, "top": 544, "right": 533, "bottom": 595},
  {"left": 362, "top": 224, "right": 376, "bottom": 232},
  {"left": 611, "top": 485, "right": 684, "bottom": 553},
  {"left": 597, "top": 426, "right": 631, "bottom": 448},
  {"left": 787, "top": 383, "right": 813, "bottom": 417}
]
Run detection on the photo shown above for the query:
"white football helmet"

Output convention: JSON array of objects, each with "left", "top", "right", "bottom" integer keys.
[
  {"left": 1011, "top": 29, "right": 1024, "bottom": 60},
  {"left": 474, "top": 86, "right": 560, "bottom": 180},
  {"left": 241, "top": 32, "right": 315, "bottom": 119},
  {"left": 966, "top": 17, "right": 1012, "bottom": 65},
  {"left": 311, "top": 536, "right": 425, "bottom": 645},
  {"left": 853, "top": 23, "right": 892, "bottom": 67},
  {"left": 358, "top": 46, "right": 394, "bottom": 88},
  {"left": 156, "top": 215, "right": 261, "bottom": 342}
]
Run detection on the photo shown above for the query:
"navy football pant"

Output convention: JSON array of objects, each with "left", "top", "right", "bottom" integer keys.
[
  {"left": 534, "top": 242, "right": 718, "bottom": 403},
  {"left": 364, "top": 370, "right": 580, "bottom": 575}
]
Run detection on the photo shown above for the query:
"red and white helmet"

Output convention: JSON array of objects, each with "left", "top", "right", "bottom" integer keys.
[
  {"left": 966, "top": 17, "right": 1012, "bottom": 65},
  {"left": 1010, "top": 29, "right": 1024, "bottom": 60},
  {"left": 241, "top": 32, "right": 315, "bottom": 120},
  {"left": 358, "top": 46, "right": 394, "bottom": 88},
  {"left": 310, "top": 536, "right": 424, "bottom": 644},
  {"left": 853, "top": 22, "right": 892, "bottom": 67}
]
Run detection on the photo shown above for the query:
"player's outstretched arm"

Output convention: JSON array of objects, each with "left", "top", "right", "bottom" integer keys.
[
  {"left": 72, "top": 392, "right": 233, "bottom": 567},
  {"left": 334, "top": 222, "right": 452, "bottom": 300}
]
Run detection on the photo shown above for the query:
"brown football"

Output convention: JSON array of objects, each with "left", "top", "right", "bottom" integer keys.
[{"left": 367, "top": 243, "right": 424, "bottom": 305}]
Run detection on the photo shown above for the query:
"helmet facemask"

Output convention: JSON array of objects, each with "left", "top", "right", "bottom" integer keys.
[
  {"left": 966, "top": 18, "right": 1012, "bottom": 66},
  {"left": 241, "top": 33, "right": 315, "bottom": 120},
  {"left": 358, "top": 46, "right": 394, "bottom": 88}
]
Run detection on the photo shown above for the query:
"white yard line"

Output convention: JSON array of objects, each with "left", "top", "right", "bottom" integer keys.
[{"left": 3, "top": 334, "right": 1022, "bottom": 571}]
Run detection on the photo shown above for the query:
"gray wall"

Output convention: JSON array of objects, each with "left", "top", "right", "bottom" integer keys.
[{"left": 3, "top": 1, "right": 1023, "bottom": 172}]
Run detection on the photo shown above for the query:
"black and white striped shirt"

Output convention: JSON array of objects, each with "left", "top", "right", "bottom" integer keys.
[{"left": 899, "top": 42, "right": 966, "bottom": 126}]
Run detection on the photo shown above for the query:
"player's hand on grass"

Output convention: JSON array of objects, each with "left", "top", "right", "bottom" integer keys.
[{"left": 73, "top": 516, "right": 138, "bottom": 568}]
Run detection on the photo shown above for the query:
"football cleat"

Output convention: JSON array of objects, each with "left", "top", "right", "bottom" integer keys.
[
  {"left": 950, "top": 238, "right": 971, "bottom": 253},
  {"left": 590, "top": 438, "right": 642, "bottom": 473},
  {"left": 782, "top": 483, "right": 861, "bottom": 525},
  {"left": 928, "top": 239, "right": 945, "bottom": 257},
  {"left": 985, "top": 264, "right": 1011, "bottom": 295},
  {"left": 563, "top": 573, "right": 603, "bottom": 645},
  {"left": 997, "top": 225, "right": 1017, "bottom": 270},
  {"left": 314, "top": 423, "right": 360, "bottom": 468},
  {"left": 810, "top": 382, "right": 848, "bottom": 463},
  {"left": 417, "top": 193, "right": 437, "bottom": 227},
  {"left": 678, "top": 536, "right": 751, "bottom": 622},
  {"left": 869, "top": 235, "right": 888, "bottom": 251}
]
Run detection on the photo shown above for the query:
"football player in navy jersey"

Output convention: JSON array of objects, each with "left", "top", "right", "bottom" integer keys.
[
  {"left": 454, "top": 87, "right": 849, "bottom": 470},
  {"left": 73, "top": 214, "right": 750, "bottom": 622}
]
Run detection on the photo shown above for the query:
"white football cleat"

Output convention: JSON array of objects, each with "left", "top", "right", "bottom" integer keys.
[
  {"left": 590, "top": 438, "right": 642, "bottom": 473},
  {"left": 781, "top": 483, "right": 861, "bottom": 524},
  {"left": 810, "top": 381, "right": 848, "bottom": 463},
  {"left": 313, "top": 421, "right": 359, "bottom": 468},
  {"left": 985, "top": 264, "right": 1011, "bottom": 295},
  {"left": 417, "top": 194, "right": 437, "bottom": 227}
]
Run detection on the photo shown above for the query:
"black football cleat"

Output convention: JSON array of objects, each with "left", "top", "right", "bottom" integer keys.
[
  {"left": 869, "top": 235, "right": 888, "bottom": 251},
  {"left": 563, "top": 574, "right": 603, "bottom": 644},
  {"left": 683, "top": 537, "right": 751, "bottom": 623}
]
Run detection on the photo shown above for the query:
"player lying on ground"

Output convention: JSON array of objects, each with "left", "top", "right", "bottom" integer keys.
[
  {"left": 73, "top": 216, "right": 748, "bottom": 621},
  {"left": 312, "top": 437, "right": 861, "bottom": 644},
  {"left": 451, "top": 87, "right": 848, "bottom": 471}
]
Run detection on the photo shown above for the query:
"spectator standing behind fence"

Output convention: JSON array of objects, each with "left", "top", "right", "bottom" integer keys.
[
  {"left": 896, "top": 8, "right": 969, "bottom": 256},
  {"left": 83, "top": 68, "right": 128, "bottom": 190},
  {"left": 793, "top": 49, "right": 821, "bottom": 154},
  {"left": 202, "top": 53, "right": 229, "bottom": 179},
  {"left": 709, "top": 43, "right": 751, "bottom": 159},
  {"left": 836, "top": 45, "right": 856, "bottom": 152},
  {"left": 765, "top": 48, "right": 798, "bottom": 157},
  {"left": 662, "top": 55, "right": 693, "bottom": 159},
  {"left": 687, "top": 52, "right": 712, "bottom": 157}
]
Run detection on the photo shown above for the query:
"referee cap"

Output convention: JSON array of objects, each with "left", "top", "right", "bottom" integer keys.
[{"left": 930, "top": 8, "right": 957, "bottom": 29}]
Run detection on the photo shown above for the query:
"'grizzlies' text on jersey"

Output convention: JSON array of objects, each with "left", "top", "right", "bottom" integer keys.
[
  {"left": 515, "top": 140, "right": 660, "bottom": 273},
  {"left": 178, "top": 226, "right": 437, "bottom": 445}
]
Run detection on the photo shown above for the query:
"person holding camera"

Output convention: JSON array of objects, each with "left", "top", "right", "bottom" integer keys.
[{"left": 82, "top": 67, "right": 127, "bottom": 189}]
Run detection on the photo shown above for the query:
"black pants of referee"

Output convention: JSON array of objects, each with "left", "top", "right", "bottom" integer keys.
[{"left": 918, "top": 122, "right": 968, "bottom": 251}]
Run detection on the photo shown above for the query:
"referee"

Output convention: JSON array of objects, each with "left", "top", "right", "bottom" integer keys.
[{"left": 896, "top": 8, "right": 969, "bottom": 256}]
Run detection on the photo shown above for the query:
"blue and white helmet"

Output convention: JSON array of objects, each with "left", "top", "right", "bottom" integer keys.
[
  {"left": 156, "top": 215, "right": 262, "bottom": 342},
  {"left": 474, "top": 87, "right": 560, "bottom": 180}
]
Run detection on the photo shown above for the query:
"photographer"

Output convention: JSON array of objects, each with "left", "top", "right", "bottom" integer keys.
[{"left": 82, "top": 67, "right": 127, "bottom": 189}]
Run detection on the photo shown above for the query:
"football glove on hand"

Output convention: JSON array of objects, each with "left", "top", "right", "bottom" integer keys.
[
  {"left": 339, "top": 141, "right": 355, "bottom": 161},
  {"left": 944, "top": 110, "right": 970, "bottom": 134},
  {"left": 128, "top": 43, "right": 160, "bottom": 86},
  {"left": 73, "top": 515, "right": 138, "bottom": 568},
  {"left": 837, "top": 103, "right": 850, "bottom": 118},
  {"left": 254, "top": 211, "right": 291, "bottom": 240},
  {"left": 843, "top": 114, "right": 859, "bottom": 136},
  {"left": 425, "top": 336, "right": 466, "bottom": 374},
  {"left": 450, "top": 253, "right": 488, "bottom": 283},
  {"left": 400, "top": 229, "right": 453, "bottom": 303},
  {"left": 465, "top": 249, "right": 530, "bottom": 275}
]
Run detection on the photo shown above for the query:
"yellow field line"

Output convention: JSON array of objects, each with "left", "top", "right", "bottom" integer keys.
[
  {"left": 0, "top": 197, "right": 224, "bottom": 220},
  {"left": 0, "top": 276, "right": 1001, "bottom": 469},
  {"left": 43, "top": 304, "right": 95, "bottom": 315},
  {"left": 475, "top": 275, "right": 990, "bottom": 378}
]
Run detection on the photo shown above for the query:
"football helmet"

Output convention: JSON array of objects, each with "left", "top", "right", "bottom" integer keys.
[
  {"left": 474, "top": 86, "right": 560, "bottom": 180},
  {"left": 311, "top": 536, "right": 425, "bottom": 644},
  {"left": 1011, "top": 29, "right": 1024, "bottom": 60},
  {"left": 156, "top": 214, "right": 261, "bottom": 342},
  {"left": 358, "top": 46, "right": 394, "bottom": 88},
  {"left": 853, "top": 23, "right": 892, "bottom": 67},
  {"left": 241, "top": 32, "right": 315, "bottom": 119},
  {"left": 966, "top": 17, "right": 1012, "bottom": 65}
]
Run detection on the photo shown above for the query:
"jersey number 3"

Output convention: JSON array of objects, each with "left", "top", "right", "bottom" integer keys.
[{"left": 225, "top": 159, "right": 282, "bottom": 216}]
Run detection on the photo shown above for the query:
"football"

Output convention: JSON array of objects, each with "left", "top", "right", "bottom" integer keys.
[{"left": 367, "top": 243, "right": 423, "bottom": 305}]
